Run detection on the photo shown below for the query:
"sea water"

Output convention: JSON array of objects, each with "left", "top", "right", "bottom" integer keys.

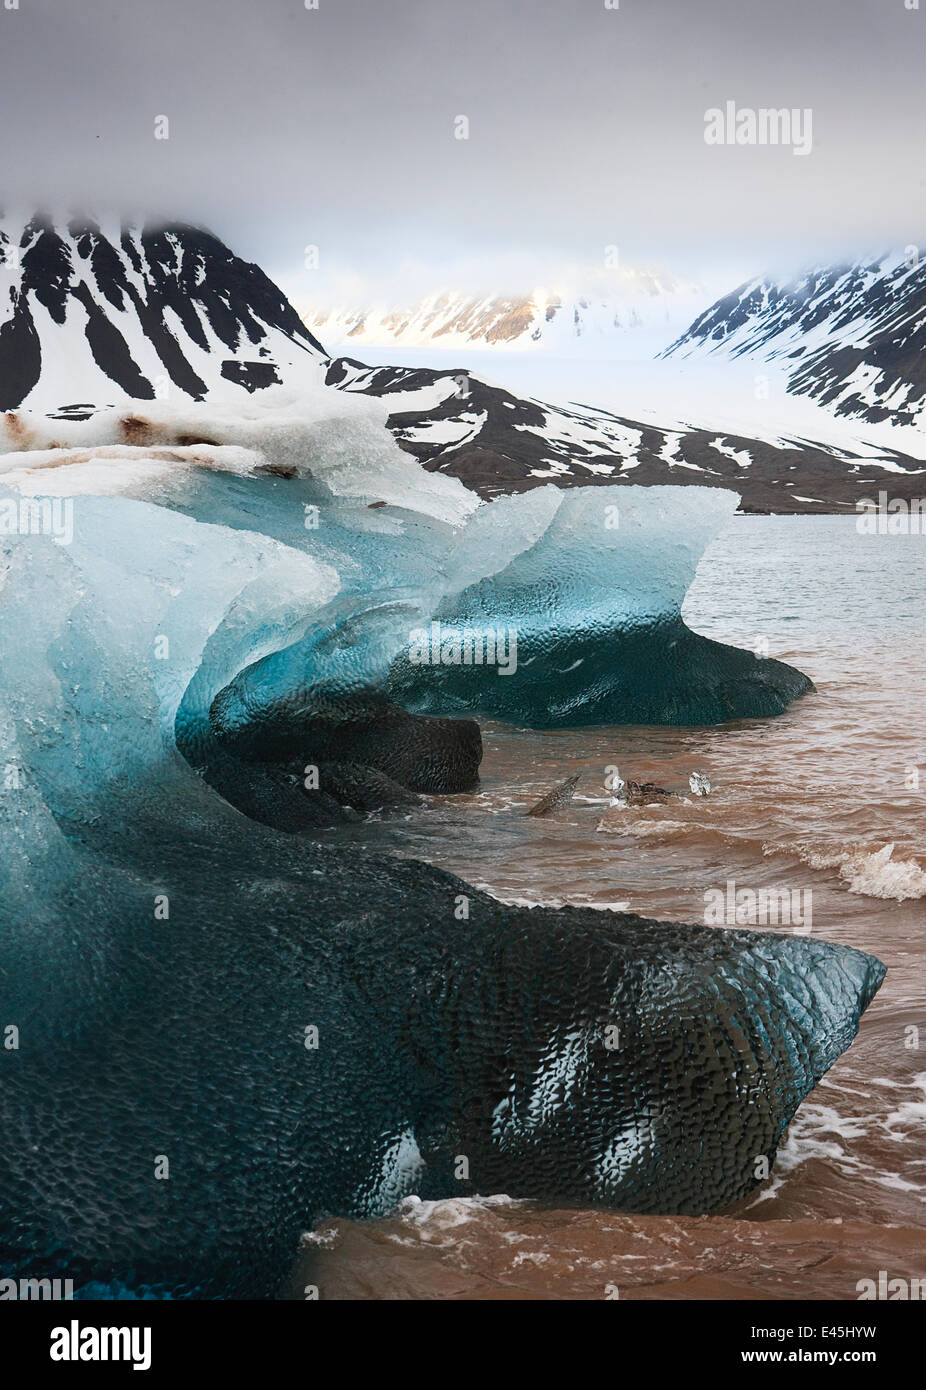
[{"left": 305, "top": 516, "right": 926, "bottom": 1299}]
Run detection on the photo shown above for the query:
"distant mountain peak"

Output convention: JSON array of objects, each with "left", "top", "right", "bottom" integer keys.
[
  {"left": 664, "top": 249, "right": 926, "bottom": 428},
  {"left": 300, "top": 273, "right": 710, "bottom": 357},
  {"left": 0, "top": 215, "right": 327, "bottom": 413}
]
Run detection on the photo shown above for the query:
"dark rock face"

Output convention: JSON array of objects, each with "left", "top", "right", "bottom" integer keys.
[
  {"left": 0, "top": 297, "right": 42, "bottom": 412},
  {"left": 664, "top": 255, "right": 926, "bottom": 429},
  {"left": 326, "top": 355, "right": 926, "bottom": 514},
  {"left": 0, "top": 216, "right": 325, "bottom": 411},
  {"left": 0, "top": 788, "right": 885, "bottom": 1298},
  {"left": 220, "top": 360, "right": 283, "bottom": 392}
]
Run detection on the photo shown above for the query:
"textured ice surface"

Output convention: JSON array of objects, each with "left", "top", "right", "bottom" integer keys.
[
  {"left": 0, "top": 389, "right": 479, "bottom": 524},
  {"left": 0, "top": 404, "right": 860, "bottom": 1299},
  {"left": 389, "top": 484, "right": 813, "bottom": 725},
  {"left": 0, "top": 397, "right": 812, "bottom": 727},
  {"left": 0, "top": 724, "right": 886, "bottom": 1299}
]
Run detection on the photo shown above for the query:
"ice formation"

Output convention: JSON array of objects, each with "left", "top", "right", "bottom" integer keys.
[
  {"left": 0, "top": 390, "right": 811, "bottom": 733},
  {"left": 0, "top": 390, "right": 868, "bottom": 1302}
]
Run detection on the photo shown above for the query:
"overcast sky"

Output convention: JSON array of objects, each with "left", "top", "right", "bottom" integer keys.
[{"left": 0, "top": 0, "right": 923, "bottom": 299}]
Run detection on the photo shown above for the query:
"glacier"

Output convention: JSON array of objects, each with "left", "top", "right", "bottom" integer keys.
[{"left": 0, "top": 393, "right": 879, "bottom": 1300}]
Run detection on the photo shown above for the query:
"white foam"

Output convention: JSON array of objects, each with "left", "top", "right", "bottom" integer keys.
[
  {"left": 394, "top": 1193, "right": 520, "bottom": 1233},
  {"left": 596, "top": 817, "right": 694, "bottom": 839},
  {"left": 789, "top": 841, "right": 926, "bottom": 902},
  {"left": 476, "top": 886, "right": 631, "bottom": 912},
  {"left": 836, "top": 844, "right": 926, "bottom": 901}
]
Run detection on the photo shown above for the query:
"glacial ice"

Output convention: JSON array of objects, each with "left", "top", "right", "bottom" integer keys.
[
  {"left": 388, "top": 483, "right": 812, "bottom": 726},
  {"left": 0, "top": 392, "right": 811, "bottom": 734},
  {"left": 0, "top": 397, "right": 880, "bottom": 1299}
]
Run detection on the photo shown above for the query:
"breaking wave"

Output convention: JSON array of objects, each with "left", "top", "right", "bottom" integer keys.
[{"left": 766, "top": 840, "right": 926, "bottom": 902}]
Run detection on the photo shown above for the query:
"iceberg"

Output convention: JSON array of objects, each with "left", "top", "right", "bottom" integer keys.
[
  {"left": 389, "top": 483, "right": 813, "bottom": 726},
  {"left": 0, "top": 395, "right": 812, "bottom": 735},
  {"left": 0, "top": 398, "right": 864, "bottom": 1301}
]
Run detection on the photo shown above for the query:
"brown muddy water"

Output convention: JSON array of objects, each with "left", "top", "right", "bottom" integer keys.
[{"left": 301, "top": 516, "right": 926, "bottom": 1299}]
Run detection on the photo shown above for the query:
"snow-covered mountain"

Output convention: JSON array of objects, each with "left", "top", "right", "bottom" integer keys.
[
  {"left": 0, "top": 215, "right": 326, "bottom": 414},
  {"left": 325, "top": 356, "right": 926, "bottom": 513},
  {"left": 1, "top": 217, "right": 923, "bottom": 514},
  {"left": 301, "top": 272, "right": 709, "bottom": 356},
  {"left": 664, "top": 250, "right": 926, "bottom": 429}
]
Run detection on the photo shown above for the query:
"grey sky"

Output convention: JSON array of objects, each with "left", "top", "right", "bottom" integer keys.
[{"left": 1, "top": 0, "right": 923, "bottom": 297}]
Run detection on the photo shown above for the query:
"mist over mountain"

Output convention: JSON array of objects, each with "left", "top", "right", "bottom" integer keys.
[
  {"left": 0, "top": 216, "right": 923, "bottom": 515},
  {"left": 664, "top": 250, "right": 926, "bottom": 430},
  {"left": 300, "top": 270, "right": 710, "bottom": 358}
]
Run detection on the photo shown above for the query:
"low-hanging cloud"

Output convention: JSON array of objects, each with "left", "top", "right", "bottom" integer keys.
[{"left": 0, "top": 0, "right": 922, "bottom": 294}]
